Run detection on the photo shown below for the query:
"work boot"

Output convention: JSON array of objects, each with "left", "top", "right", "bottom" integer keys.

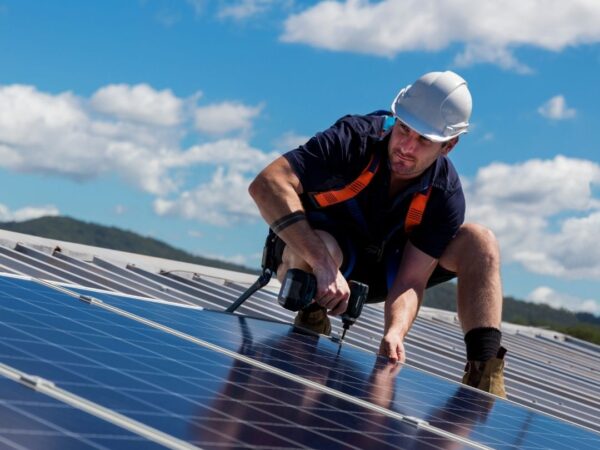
[
  {"left": 462, "top": 346, "right": 507, "bottom": 398},
  {"left": 293, "top": 303, "right": 331, "bottom": 336}
]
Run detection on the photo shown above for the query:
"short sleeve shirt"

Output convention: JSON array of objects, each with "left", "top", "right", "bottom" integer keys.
[{"left": 283, "top": 113, "right": 465, "bottom": 259}]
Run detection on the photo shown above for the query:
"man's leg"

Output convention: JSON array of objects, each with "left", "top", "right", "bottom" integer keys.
[
  {"left": 438, "top": 223, "right": 507, "bottom": 398},
  {"left": 277, "top": 230, "right": 344, "bottom": 335}
]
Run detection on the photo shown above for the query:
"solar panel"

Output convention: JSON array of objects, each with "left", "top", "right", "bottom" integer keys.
[
  {"left": 1, "top": 274, "right": 495, "bottom": 449},
  {"left": 55, "top": 282, "right": 600, "bottom": 449}
]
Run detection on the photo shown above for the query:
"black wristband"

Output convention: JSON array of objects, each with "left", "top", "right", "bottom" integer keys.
[{"left": 271, "top": 211, "right": 306, "bottom": 234}]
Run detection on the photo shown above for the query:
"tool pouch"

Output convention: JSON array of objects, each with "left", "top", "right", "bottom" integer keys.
[{"left": 261, "top": 230, "right": 279, "bottom": 272}]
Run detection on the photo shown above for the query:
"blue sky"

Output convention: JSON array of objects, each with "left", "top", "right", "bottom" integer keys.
[{"left": 1, "top": 0, "right": 599, "bottom": 315}]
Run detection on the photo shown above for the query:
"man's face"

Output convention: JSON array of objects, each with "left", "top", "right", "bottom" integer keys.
[{"left": 387, "top": 121, "right": 456, "bottom": 181}]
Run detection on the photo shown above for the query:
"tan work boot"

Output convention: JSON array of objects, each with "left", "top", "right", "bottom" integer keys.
[
  {"left": 462, "top": 346, "right": 507, "bottom": 398},
  {"left": 293, "top": 304, "right": 331, "bottom": 335}
]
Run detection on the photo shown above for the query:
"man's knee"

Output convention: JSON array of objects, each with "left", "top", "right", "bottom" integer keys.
[
  {"left": 278, "top": 230, "right": 343, "bottom": 281},
  {"left": 440, "top": 223, "right": 500, "bottom": 272}
]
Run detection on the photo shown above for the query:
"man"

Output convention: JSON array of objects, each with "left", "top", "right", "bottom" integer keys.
[{"left": 249, "top": 71, "right": 507, "bottom": 397}]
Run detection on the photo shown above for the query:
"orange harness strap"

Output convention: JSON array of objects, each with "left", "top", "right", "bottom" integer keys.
[
  {"left": 404, "top": 187, "right": 432, "bottom": 233},
  {"left": 310, "top": 152, "right": 380, "bottom": 207},
  {"left": 308, "top": 147, "right": 433, "bottom": 233}
]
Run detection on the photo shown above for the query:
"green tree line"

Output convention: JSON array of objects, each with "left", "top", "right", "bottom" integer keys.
[{"left": 425, "top": 283, "right": 600, "bottom": 345}]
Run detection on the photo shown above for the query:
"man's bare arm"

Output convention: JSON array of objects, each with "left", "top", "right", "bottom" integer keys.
[
  {"left": 380, "top": 242, "right": 438, "bottom": 363},
  {"left": 248, "top": 156, "right": 349, "bottom": 312}
]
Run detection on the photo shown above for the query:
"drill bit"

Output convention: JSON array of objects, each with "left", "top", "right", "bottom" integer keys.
[{"left": 340, "top": 326, "right": 348, "bottom": 342}]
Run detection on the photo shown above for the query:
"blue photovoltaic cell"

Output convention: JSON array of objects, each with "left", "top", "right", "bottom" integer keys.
[
  {"left": 76, "top": 285, "right": 600, "bottom": 450},
  {"left": 0, "top": 377, "right": 161, "bottom": 449},
  {"left": 0, "top": 275, "right": 459, "bottom": 449}
]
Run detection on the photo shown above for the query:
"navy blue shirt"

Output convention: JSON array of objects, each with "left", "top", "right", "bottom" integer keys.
[{"left": 283, "top": 112, "right": 465, "bottom": 259}]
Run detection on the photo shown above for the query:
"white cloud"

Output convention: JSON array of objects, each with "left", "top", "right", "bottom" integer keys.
[
  {"left": 527, "top": 286, "right": 599, "bottom": 315},
  {"left": 0, "top": 84, "right": 187, "bottom": 194},
  {"left": 181, "top": 139, "right": 279, "bottom": 172},
  {"left": 538, "top": 95, "right": 576, "bottom": 120},
  {"left": 153, "top": 139, "right": 278, "bottom": 225},
  {"left": 0, "top": 83, "right": 275, "bottom": 227},
  {"left": 90, "top": 84, "right": 183, "bottom": 126},
  {"left": 154, "top": 166, "right": 261, "bottom": 226},
  {"left": 465, "top": 155, "right": 600, "bottom": 279},
  {"left": 194, "top": 101, "right": 263, "bottom": 136},
  {"left": 114, "top": 205, "right": 127, "bottom": 215},
  {"left": 0, "top": 204, "right": 59, "bottom": 222},
  {"left": 0, "top": 84, "right": 269, "bottom": 200},
  {"left": 281, "top": 0, "right": 600, "bottom": 71}
]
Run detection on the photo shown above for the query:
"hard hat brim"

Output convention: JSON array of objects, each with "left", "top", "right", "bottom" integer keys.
[
  {"left": 392, "top": 103, "right": 464, "bottom": 143},
  {"left": 391, "top": 86, "right": 469, "bottom": 143}
]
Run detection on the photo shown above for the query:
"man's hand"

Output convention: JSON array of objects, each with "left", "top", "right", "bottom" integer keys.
[
  {"left": 313, "top": 267, "right": 350, "bottom": 316},
  {"left": 379, "top": 331, "right": 406, "bottom": 364}
]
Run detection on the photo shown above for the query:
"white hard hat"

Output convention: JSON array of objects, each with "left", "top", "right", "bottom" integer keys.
[{"left": 390, "top": 71, "right": 472, "bottom": 142}]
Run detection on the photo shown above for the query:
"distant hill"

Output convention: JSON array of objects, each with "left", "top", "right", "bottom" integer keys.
[
  {"left": 1, "top": 215, "right": 598, "bottom": 346},
  {"left": 425, "top": 283, "right": 600, "bottom": 345},
  {"left": 0, "top": 216, "right": 260, "bottom": 275}
]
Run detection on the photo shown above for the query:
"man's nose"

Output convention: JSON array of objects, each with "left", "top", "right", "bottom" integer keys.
[{"left": 399, "top": 132, "right": 419, "bottom": 153}]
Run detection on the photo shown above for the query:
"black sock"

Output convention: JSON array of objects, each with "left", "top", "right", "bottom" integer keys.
[{"left": 464, "top": 327, "right": 502, "bottom": 361}]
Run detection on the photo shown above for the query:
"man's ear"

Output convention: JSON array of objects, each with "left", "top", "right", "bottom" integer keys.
[{"left": 441, "top": 137, "right": 459, "bottom": 155}]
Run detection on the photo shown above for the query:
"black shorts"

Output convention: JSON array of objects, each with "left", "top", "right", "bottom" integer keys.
[{"left": 270, "top": 226, "right": 456, "bottom": 303}]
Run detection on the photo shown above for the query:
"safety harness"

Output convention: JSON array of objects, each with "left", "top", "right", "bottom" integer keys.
[{"left": 307, "top": 115, "right": 433, "bottom": 234}]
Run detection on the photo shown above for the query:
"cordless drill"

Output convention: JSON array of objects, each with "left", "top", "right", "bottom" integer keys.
[{"left": 278, "top": 268, "right": 368, "bottom": 340}]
